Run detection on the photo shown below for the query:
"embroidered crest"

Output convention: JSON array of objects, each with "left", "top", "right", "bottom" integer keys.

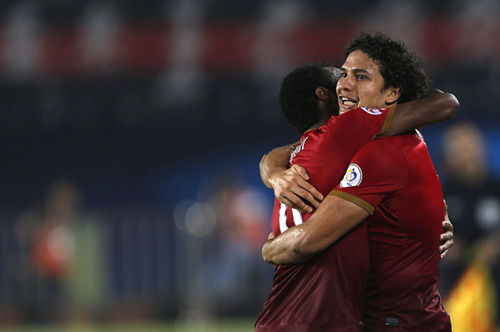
[{"left": 340, "top": 163, "right": 363, "bottom": 187}]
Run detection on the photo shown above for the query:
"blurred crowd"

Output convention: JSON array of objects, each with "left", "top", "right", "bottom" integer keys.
[
  {"left": 439, "top": 123, "right": 500, "bottom": 330},
  {"left": 0, "top": 177, "right": 272, "bottom": 324},
  {"left": 0, "top": 0, "right": 498, "bottom": 328}
]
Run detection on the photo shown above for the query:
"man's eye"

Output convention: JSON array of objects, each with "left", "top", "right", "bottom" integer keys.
[
  {"left": 340, "top": 72, "right": 347, "bottom": 77},
  {"left": 357, "top": 75, "right": 366, "bottom": 80}
]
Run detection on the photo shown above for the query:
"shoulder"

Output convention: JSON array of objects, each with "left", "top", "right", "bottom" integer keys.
[
  {"left": 332, "top": 107, "right": 393, "bottom": 133},
  {"left": 353, "top": 137, "right": 408, "bottom": 173},
  {"left": 358, "top": 136, "right": 403, "bottom": 155},
  {"left": 338, "top": 106, "right": 391, "bottom": 120}
]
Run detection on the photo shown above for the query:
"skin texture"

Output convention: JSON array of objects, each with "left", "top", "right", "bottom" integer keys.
[
  {"left": 262, "top": 195, "right": 369, "bottom": 264},
  {"left": 337, "top": 50, "right": 400, "bottom": 113},
  {"left": 262, "top": 51, "right": 457, "bottom": 264},
  {"left": 263, "top": 196, "right": 454, "bottom": 264}
]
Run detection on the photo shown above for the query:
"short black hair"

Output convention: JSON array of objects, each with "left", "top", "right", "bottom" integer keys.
[
  {"left": 279, "top": 63, "right": 339, "bottom": 133},
  {"left": 346, "top": 32, "right": 430, "bottom": 103}
]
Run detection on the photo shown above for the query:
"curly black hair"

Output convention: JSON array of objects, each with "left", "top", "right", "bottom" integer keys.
[
  {"left": 279, "top": 63, "right": 339, "bottom": 133},
  {"left": 346, "top": 32, "right": 430, "bottom": 103}
]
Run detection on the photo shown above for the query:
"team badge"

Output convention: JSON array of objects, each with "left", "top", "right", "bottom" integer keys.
[
  {"left": 340, "top": 163, "right": 363, "bottom": 188},
  {"left": 361, "top": 107, "right": 382, "bottom": 115}
]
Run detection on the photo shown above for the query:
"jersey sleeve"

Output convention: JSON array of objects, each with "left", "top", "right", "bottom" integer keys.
[
  {"left": 329, "top": 138, "right": 407, "bottom": 215},
  {"left": 325, "top": 105, "right": 396, "bottom": 155}
]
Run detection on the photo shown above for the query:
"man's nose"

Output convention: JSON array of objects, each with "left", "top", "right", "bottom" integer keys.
[{"left": 338, "top": 73, "right": 355, "bottom": 91}]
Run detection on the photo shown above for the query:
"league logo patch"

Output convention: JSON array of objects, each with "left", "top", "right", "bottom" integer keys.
[
  {"left": 340, "top": 163, "right": 363, "bottom": 188},
  {"left": 361, "top": 107, "right": 383, "bottom": 115}
]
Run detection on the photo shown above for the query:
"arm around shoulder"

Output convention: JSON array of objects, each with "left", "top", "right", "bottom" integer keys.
[{"left": 381, "top": 89, "right": 459, "bottom": 137}]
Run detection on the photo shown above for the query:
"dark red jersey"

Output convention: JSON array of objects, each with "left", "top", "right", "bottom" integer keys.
[
  {"left": 331, "top": 132, "right": 451, "bottom": 331},
  {"left": 255, "top": 106, "right": 394, "bottom": 332}
]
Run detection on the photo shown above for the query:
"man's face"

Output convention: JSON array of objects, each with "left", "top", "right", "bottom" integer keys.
[{"left": 336, "top": 50, "right": 399, "bottom": 114}]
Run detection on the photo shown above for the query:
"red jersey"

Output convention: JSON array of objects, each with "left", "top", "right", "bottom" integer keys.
[
  {"left": 255, "top": 106, "right": 394, "bottom": 332},
  {"left": 331, "top": 133, "right": 451, "bottom": 331}
]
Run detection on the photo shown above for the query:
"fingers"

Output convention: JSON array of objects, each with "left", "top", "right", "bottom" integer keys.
[
  {"left": 291, "top": 164, "right": 310, "bottom": 180},
  {"left": 439, "top": 215, "right": 454, "bottom": 260},
  {"left": 439, "top": 234, "right": 453, "bottom": 259},
  {"left": 440, "top": 238, "right": 453, "bottom": 250},
  {"left": 442, "top": 219, "right": 453, "bottom": 232},
  {"left": 297, "top": 180, "right": 323, "bottom": 205},
  {"left": 291, "top": 182, "right": 322, "bottom": 209},
  {"left": 278, "top": 191, "right": 313, "bottom": 213},
  {"left": 440, "top": 249, "right": 449, "bottom": 259},
  {"left": 440, "top": 242, "right": 451, "bottom": 258},
  {"left": 290, "top": 165, "right": 323, "bottom": 205},
  {"left": 440, "top": 229, "right": 453, "bottom": 241},
  {"left": 272, "top": 165, "right": 324, "bottom": 212}
]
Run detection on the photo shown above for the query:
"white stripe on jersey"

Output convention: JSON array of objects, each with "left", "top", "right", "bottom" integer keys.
[
  {"left": 279, "top": 202, "right": 303, "bottom": 233},
  {"left": 279, "top": 202, "right": 288, "bottom": 233},
  {"left": 292, "top": 208, "right": 303, "bottom": 225}
]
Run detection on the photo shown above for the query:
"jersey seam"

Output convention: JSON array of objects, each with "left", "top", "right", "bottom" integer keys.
[{"left": 375, "top": 104, "right": 396, "bottom": 138}]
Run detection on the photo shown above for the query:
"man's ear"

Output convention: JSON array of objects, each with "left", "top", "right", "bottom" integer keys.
[
  {"left": 315, "top": 87, "right": 332, "bottom": 102},
  {"left": 385, "top": 87, "right": 402, "bottom": 104}
]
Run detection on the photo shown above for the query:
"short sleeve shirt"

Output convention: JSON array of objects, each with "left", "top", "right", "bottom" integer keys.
[
  {"left": 256, "top": 106, "right": 395, "bottom": 332},
  {"left": 330, "top": 134, "right": 451, "bottom": 331}
]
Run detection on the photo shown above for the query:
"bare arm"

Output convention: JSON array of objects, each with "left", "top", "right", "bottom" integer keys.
[
  {"left": 381, "top": 90, "right": 459, "bottom": 137},
  {"left": 262, "top": 194, "right": 369, "bottom": 265},
  {"left": 259, "top": 144, "right": 296, "bottom": 188},
  {"left": 262, "top": 194, "right": 453, "bottom": 265},
  {"left": 260, "top": 145, "right": 323, "bottom": 212}
]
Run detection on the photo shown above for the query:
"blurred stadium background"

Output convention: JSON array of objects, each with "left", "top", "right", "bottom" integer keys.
[{"left": 0, "top": 0, "right": 498, "bottom": 331}]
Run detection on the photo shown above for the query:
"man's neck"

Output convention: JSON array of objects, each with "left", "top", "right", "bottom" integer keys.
[{"left": 305, "top": 112, "right": 332, "bottom": 132}]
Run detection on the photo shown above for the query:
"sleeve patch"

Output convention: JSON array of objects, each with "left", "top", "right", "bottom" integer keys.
[{"left": 340, "top": 163, "right": 363, "bottom": 188}]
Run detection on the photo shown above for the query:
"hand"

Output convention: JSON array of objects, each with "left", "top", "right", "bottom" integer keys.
[
  {"left": 268, "top": 164, "right": 323, "bottom": 213},
  {"left": 439, "top": 200, "right": 454, "bottom": 259}
]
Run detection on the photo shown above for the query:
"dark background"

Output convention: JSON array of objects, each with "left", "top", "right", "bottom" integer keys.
[{"left": 0, "top": 0, "right": 498, "bottom": 329}]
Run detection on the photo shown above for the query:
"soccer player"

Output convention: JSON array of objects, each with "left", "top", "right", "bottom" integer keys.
[{"left": 256, "top": 33, "right": 456, "bottom": 331}]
